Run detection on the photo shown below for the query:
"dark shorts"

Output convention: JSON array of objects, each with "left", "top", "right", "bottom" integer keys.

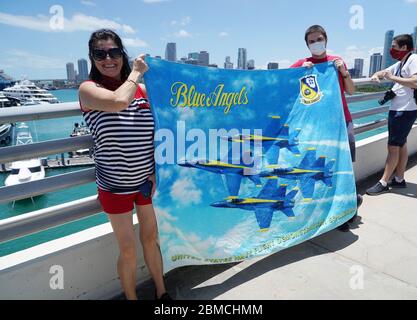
[
  {"left": 98, "top": 188, "right": 153, "bottom": 214},
  {"left": 346, "top": 121, "right": 356, "bottom": 162},
  {"left": 388, "top": 110, "right": 417, "bottom": 147}
]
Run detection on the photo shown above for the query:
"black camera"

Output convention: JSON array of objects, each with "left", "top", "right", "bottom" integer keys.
[{"left": 378, "top": 90, "right": 396, "bottom": 106}]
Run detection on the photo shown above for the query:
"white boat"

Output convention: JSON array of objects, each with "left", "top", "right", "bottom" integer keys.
[
  {"left": 4, "top": 122, "right": 45, "bottom": 187},
  {"left": 0, "top": 123, "right": 13, "bottom": 146},
  {"left": 69, "top": 122, "right": 92, "bottom": 158},
  {"left": 0, "top": 91, "right": 13, "bottom": 108},
  {"left": 3, "top": 80, "right": 60, "bottom": 105},
  {"left": 5, "top": 159, "right": 45, "bottom": 186}
]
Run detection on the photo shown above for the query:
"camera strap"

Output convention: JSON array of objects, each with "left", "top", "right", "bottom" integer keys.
[{"left": 395, "top": 52, "right": 413, "bottom": 78}]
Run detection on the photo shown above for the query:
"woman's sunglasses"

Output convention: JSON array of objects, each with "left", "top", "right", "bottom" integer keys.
[{"left": 91, "top": 48, "right": 123, "bottom": 61}]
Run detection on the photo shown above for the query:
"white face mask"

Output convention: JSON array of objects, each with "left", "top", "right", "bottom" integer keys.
[{"left": 308, "top": 41, "right": 326, "bottom": 56}]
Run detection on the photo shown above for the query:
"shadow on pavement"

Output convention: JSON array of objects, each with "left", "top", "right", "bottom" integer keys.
[{"left": 135, "top": 228, "right": 359, "bottom": 300}]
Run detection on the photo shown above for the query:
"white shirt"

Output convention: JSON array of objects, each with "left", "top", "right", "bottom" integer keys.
[{"left": 386, "top": 53, "right": 417, "bottom": 111}]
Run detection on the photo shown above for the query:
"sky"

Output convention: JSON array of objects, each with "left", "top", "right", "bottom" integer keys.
[{"left": 0, "top": 0, "right": 417, "bottom": 80}]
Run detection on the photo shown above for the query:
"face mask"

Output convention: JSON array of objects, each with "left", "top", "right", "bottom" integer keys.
[
  {"left": 309, "top": 41, "right": 326, "bottom": 56},
  {"left": 390, "top": 48, "right": 411, "bottom": 61}
]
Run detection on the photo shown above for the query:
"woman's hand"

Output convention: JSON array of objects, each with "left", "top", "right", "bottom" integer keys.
[
  {"left": 302, "top": 61, "right": 314, "bottom": 68},
  {"left": 133, "top": 54, "right": 149, "bottom": 75},
  {"left": 148, "top": 173, "right": 156, "bottom": 197}
]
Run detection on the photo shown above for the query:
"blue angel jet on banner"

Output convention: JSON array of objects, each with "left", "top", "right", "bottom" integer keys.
[
  {"left": 211, "top": 180, "right": 298, "bottom": 232},
  {"left": 178, "top": 151, "right": 263, "bottom": 198},
  {"left": 221, "top": 115, "right": 302, "bottom": 163},
  {"left": 259, "top": 148, "right": 335, "bottom": 201}
]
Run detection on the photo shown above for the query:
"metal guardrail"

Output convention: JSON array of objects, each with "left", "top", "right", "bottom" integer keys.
[
  {"left": 0, "top": 78, "right": 394, "bottom": 243},
  {"left": 0, "top": 196, "right": 101, "bottom": 243}
]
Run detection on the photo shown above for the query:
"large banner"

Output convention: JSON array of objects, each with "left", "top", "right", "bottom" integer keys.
[{"left": 144, "top": 57, "right": 357, "bottom": 272}]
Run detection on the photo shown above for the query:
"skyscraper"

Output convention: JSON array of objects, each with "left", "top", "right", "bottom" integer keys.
[
  {"left": 413, "top": 26, "right": 417, "bottom": 53},
  {"left": 165, "top": 43, "right": 177, "bottom": 62},
  {"left": 77, "top": 59, "right": 89, "bottom": 82},
  {"left": 224, "top": 56, "right": 234, "bottom": 69},
  {"left": 353, "top": 58, "right": 364, "bottom": 78},
  {"left": 267, "top": 62, "right": 279, "bottom": 70},
  {"left": 237, "top": 48, "right": 247, "bottom": 70},
  {"left": 188, "top": 52, "right": 199, "bottom": 60},
  {"left": 66, "top": 63, "right": 75, "bottom": 81},
  {"left": 369, "top": 53, "right": 382, "bottom": 77},
  {"left": 198, "top": 51, "right": 209, "bottom": 66},
  {"left": 382, "top": 30, "right": 395, "bottom": 69},
  {"left": 247, "top": 59, "right": 255, "bottom": 70}
]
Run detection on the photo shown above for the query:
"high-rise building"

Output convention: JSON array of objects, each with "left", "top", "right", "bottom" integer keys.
[
  {"left": 369, "top": 53, "right": 383, "bottom": 77},
  {"left": 353, "top": 58, "right": 364, "bottom": 78},
  {"left": 247, "top": 59, "right": 255, "bottom": 70},
  {"left": 77, "top": 59, "right": 89, "bottom": 81},
  {"left": 224, "top": 56, "right": 234, "bottom": 69},
  {"left": 188, "top": 52, "right": 199, "bottom": 60},
  {"left": 184, "top": 59, "right": 199, "bottom": 65},
  {"left": 267, "top": 62, "right": 279, "bottom": 70},
  {"left": 382, "top": 30, "right": 395, "bottom": 69},
  {"left": 237, "top": 48, "right": 247, "bottom": 70},
  {"left": 413, "top": 26, "right": 417, "bottom": 53},
  {"left": 66, "top": 63, "right": 76, "bottom": 81},
  {"left": 165, "top": 43, "right": 177, "bottom": 62},
  {"left": 198, "top": 51, "right": 209, "bottom": 66}
]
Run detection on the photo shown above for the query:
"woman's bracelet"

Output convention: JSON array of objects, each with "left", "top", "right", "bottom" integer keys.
[{"left": 127, "top": 79, "right": 139, "bottom": 87}]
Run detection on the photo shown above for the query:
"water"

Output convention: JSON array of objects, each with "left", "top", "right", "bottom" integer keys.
[
  {"left": 0, "top": 89, "right": 108, "bottom": 257},
  {"left": 0, "top": 89, "right": 388, "bottom": 257}
]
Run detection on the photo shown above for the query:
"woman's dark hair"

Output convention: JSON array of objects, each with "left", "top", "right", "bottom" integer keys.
[
  {"left": 88, "top": 29, "right": 131, "bottom": 82},
  {"left": 393, "top": 34, "right": 414, "bottom": 51},
  {"left": 304, "top": 25, "right": 328, "bottom": 45}
]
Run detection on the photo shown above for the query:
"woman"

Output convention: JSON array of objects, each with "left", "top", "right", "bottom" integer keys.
[{"left": 79, "top": 29, "right": 170, "bottom": 300}]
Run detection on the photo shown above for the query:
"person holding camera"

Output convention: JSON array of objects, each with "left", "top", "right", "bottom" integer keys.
[
  {"left": 78, "top": 29, "right": 171, "bottom": 300},
  {"left": 366, "top": 34, "right": 417, "bottom": 195}
]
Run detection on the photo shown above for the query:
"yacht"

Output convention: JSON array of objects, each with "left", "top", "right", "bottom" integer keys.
[
  {"left": 0, "top": 123, "right": 13, "bottom": 146},
  {"left": 3, "top": 80, "right": 60, "bottom": 104},
  {"left": 4, "top": 122, "right": 45, "bottom": 187},
  {"left": 0, "top": 91, "right": 13, "bottom": 108},
  {"left": 69, "top": 122, "right": 92, "bottom": 157}
]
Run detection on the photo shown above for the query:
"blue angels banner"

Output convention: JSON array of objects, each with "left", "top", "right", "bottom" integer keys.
[{"left": 144, "top": 57, "right": 357, "bottom": 272}]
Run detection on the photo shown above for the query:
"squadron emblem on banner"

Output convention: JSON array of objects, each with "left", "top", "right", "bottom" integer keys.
[{"left": 300, "top": 75, "right": 323, "bottom": 105}]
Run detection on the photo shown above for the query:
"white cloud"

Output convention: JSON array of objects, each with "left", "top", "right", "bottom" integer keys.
[
  {"left": 81, "top": 0, "right": 96, "bottom": 6},
  {"left": 303, "top": 140, "right": 350, "bottom": 151},
  {"left": 405, "top": 0, "right": 417, "bottom": 3},
  {"left": 219, "top": 32, "right": 229, "bottom": 37},
  {"left": 172, "top": 16, "right": 191, "bottom": 26},
  {"left": 4, "top": 50, "right": 66, "bottom": 69},
  {"left": 174, "top": 29, "right": 192, "bottom": 38},
  {"left": 170, "top": 177, "right": 202, "bottom": 205},
  {"left": 0, "top": 11, "right": 136, "bottom": 34},
  {"left": 122, "top": 37, "right": 149, "bottom": 48}
]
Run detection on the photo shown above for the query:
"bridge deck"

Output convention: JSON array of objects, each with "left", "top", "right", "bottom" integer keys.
[{"left": 131, "top": 155, "right": 417, "bottom": 300}]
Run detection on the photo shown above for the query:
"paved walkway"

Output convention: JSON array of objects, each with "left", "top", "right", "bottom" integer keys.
[{"left": 136, "top": 155, "right": 417, "bottom": 300}]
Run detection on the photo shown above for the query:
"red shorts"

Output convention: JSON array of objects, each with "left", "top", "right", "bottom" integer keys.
[{"left": 98, "top": 188, "right": 153, "bottom": 214}]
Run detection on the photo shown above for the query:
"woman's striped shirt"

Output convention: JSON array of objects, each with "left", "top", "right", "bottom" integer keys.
[{"left": 80, "top": 82, "right": 155, "bottom": 194}]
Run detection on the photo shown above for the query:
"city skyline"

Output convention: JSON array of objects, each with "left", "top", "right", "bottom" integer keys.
[{"left": 1, "top": 0, "right": 417, "bottom": 79}]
